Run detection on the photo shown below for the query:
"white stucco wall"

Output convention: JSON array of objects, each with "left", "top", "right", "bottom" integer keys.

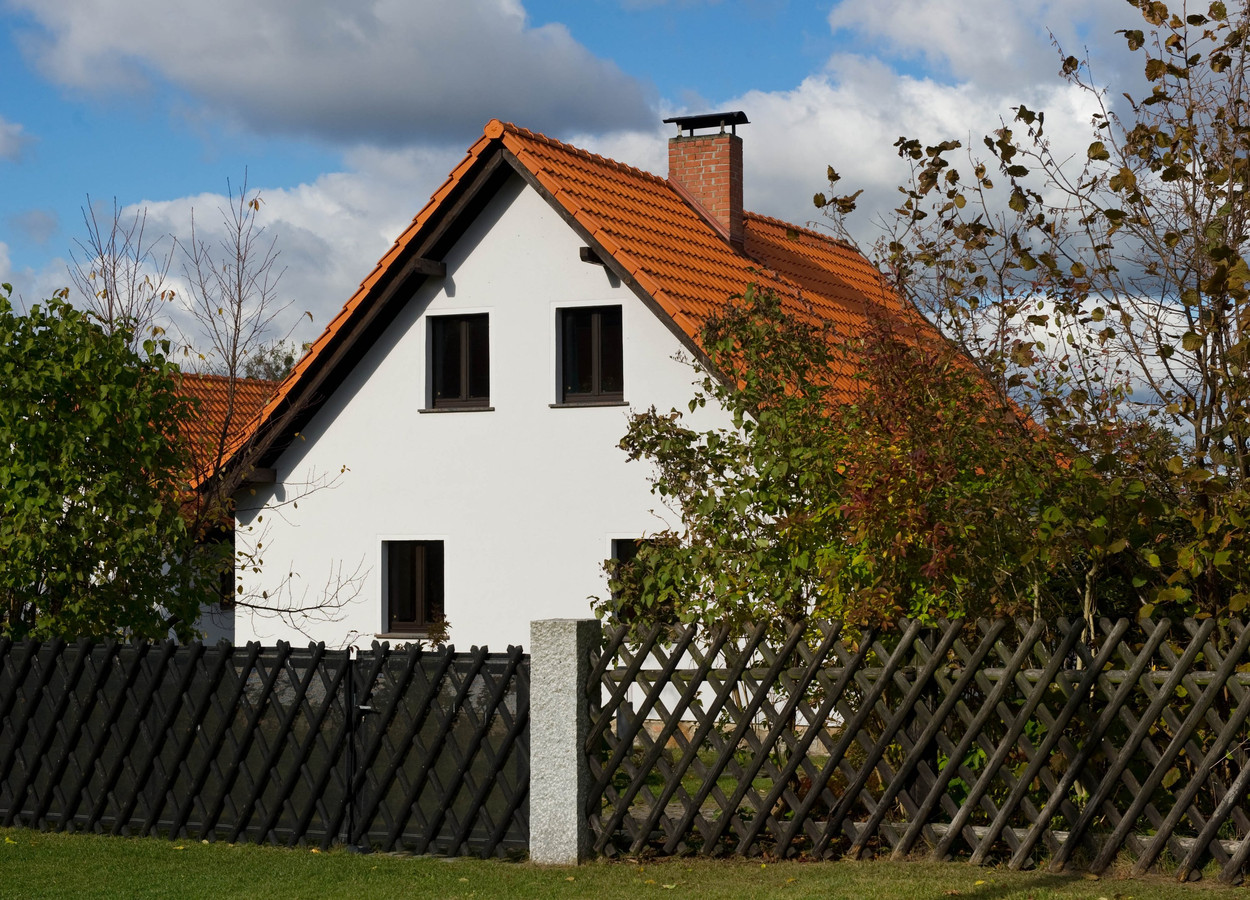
[{"left": 230, "top": 175, "right": 731, "bottom": 651}]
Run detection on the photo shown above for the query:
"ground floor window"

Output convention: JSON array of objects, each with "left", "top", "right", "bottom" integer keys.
[
  {"left": 384, "top": 540, "right": 444, "bottom": 634},
  {"left": 611, "top": 537, "right": 647, "bottom": 567}
]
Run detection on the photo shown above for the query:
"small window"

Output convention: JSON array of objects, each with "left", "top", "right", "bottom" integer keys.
[
  {"left": 431, "top": 314, "right": 489, "bottom": 407},
  {"left": 608, "top": 537, "right": 651, "bottom": 589},
  {"left": 385, "top": 540, "right": 444, "bottom": 634},
  {"left": 611, "top": 538, "right": 646, "bottom": 568},
  {"left": 560, "top": 306, "right": 622, "bottom": 403}
]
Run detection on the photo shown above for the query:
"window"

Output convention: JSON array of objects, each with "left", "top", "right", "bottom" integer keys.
[
  {"left": 559, "top": 306, "right": 622, "bottom": 403},
  {"left": 610, "top": 538, "right": 646, "bottom": 568},
  {"left": 207, "top": 528, "right": 237, "bottom": 609},
  {"left": 608, "top": 537, "right": 652, "bottom": 594},
  {"left": 384, "top": 540, "right": 444, "bottom": 634},
  {"left": 430, "top": 314, "right": 489, "bottom": 408}
]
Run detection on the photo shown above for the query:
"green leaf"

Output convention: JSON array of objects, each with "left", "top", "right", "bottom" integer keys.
[{"left": 1087, "top": 141, "right": 1111, "bottom": 161}]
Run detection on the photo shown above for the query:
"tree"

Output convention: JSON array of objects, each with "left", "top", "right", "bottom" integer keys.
[
  {"left": 69, "top": 197, "right": 175, "bottom": 351},
  {"left": 598, "top": 288, "right": 1084, "bottom": 636},
  {"left": 67, "top": 179, "right": 362, "bottom": 640},
  {"left": 0, "top": 285, "right": 213, "bottom": 641},
  {"left": 816, "top": 0, "right": 1250, "bottom": 626},
  {"left": 239, "top": 339, "right": 304, "bottom": 382}
]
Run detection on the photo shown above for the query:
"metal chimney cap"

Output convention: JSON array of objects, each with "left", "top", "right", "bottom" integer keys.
[{"left": 662, "top": 111, "right": 749, "bottom": 137}]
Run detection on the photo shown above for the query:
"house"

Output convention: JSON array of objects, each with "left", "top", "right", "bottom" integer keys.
[{"left": 212, "top": 112, "right": 933, "bottom": 650}]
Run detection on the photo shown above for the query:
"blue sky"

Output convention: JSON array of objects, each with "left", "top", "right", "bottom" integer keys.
[{"left": 0, "top": 0, "right": 1137, "bottom": 346}]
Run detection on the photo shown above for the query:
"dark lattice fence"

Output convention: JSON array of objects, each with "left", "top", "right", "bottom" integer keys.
[
  {"left": 588, "top": 617, "right": 1250, "bottom": 883},
  {"left": 0, "top": 638, "right": 528, "bottom": 857}
]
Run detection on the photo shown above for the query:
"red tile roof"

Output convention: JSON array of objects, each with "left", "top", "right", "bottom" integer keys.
[
  {"left": 219, "top": 119, "right": 941, "bottom": 470},
  {"left": 179, "top": 372, "right": 276, "bottom": 467}
]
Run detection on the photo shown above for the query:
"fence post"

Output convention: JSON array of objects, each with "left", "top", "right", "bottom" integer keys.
[{"left": 529, "top": 618, "right": 600, "bottom": 865}]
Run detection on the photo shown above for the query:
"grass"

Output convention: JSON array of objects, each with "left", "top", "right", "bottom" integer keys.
[{"left": 0, "top": 827, "right": 1239, "bottom": 900}]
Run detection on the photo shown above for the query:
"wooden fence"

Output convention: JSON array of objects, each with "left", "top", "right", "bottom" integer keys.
[
  {"left": 587, "top": 617, "right": 1250, "bottom": 883},
  {"left": 0, "top": 638, "right": 529, "bottom": 857}
]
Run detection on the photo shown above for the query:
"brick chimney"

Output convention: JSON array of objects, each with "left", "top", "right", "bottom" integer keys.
[{"left": 664, "top": 111, "right": 748, "bottom": 249}]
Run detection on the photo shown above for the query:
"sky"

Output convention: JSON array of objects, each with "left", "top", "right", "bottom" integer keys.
[{"left": 0, "top": 0, "right": 1145, "bottom": 349}]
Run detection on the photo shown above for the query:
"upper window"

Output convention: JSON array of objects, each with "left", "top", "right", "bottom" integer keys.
[
  {"left": 384, "top": 539, "right": 444, "bottom": 634},
  {"left": 431, "top": 314, "right": 489, "bottom": 408},
  {"left": 559, "top": 306, "right": 623, "bottom": 404}
]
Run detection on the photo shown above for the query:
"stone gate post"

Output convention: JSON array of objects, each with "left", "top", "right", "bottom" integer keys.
[{"left": 529, "top": 618, "right": 600, "bottom": 864}]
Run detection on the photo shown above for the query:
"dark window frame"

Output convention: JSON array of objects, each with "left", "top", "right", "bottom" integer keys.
[
  {"left": 430, "top": 313, "right": 490, "bottom": 408},
  {"left": 384, "top": 539, "right": 445, "bottom": 635},
  {"left": 558, "top": 305, "right": 623, "bottom": 404}
]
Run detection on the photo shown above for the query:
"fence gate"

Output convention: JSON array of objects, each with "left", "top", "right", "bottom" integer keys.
[{"left": 0, "top": 637, "right": 529, "bottom": 857}]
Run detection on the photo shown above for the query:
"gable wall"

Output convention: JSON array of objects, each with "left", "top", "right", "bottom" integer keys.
[{"left": 230, "top": 174, "right": 732, "bottom": 650}]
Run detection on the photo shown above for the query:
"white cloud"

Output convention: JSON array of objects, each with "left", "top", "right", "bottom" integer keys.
[
  {"left": 0, "top": 249, "right": 77, "bottom": 310},
  {"left": 10, "top": 0, "right": 654, "bottom": 144},
  {"left": 0, "top": 116, "right": 29, "bottom": 162},
  {"left": 734, "top": 58, "right": 1100, "bottom": 232},
  {"left": 827, "top": 0, "right": 1141, "bottom": 94},
  {"left": 112, "top": 143, "right": 467, "bottom": 350},
  {"left": 573, "top": 53, "right": 1103, "bottom": 254}
]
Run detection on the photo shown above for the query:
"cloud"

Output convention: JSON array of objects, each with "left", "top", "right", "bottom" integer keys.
[
  {"left": 0, "top": 116, "right": 30, "bottom": 162},
  {"left": 7, "top": 209, "right": 59, "bottom": 246},
  {"left": 0, "top": 248, "right": 76, "bottom": 309},
  {"left": 109, "top": 143, "right": 467, "bottom": 350},
  {"left": 10, "top": 0, "right": 655, "bottom": 145},
  {"left": 573, "top": 53, "right": 1103, "bottom": 256},
  {"left": 827, "top": 0, "right": 1142, "bottom": 95}
]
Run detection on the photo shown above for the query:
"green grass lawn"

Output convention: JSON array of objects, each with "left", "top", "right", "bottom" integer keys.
[{"left": 0, "top": 827, "right": 1235, "bottom": 900}]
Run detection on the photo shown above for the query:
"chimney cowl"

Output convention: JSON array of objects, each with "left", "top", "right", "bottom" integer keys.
[
  {"left": 663, "top": 111, "right": 749, "bottom": 136},
  {"left": 665, "top": 112, "right": 748, "bottom": 249}
]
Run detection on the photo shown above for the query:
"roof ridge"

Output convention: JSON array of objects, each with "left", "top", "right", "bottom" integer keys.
[{"left": 495, "top": 120, "right": 670, "bottom": 187}]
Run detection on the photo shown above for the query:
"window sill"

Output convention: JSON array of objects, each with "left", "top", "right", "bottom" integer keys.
[
  {"left": 376, "top": 631, "right": 436, "bottom": 640},
  {"left": 549, "top": 400, "right": 629, "bottom": 409},
  {"left": 418, "top": 405, "right": 495, "bottom": 414}
]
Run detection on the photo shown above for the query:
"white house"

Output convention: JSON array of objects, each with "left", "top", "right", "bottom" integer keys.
[{"left": 206, "top": 113, "right": 927, "bottom": 650}]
